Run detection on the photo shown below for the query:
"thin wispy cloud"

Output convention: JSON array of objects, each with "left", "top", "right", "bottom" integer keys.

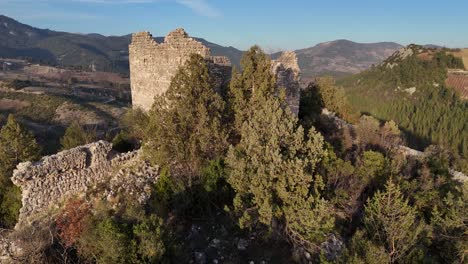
[
  {"left": 175, "top": 0, "right": 221, "bottom": 18},
  {"left": 0, "top": 0, "right": 221, "bottom": 18},
  {"left": 71, "top": 0, "right": 221, "bottom": 17}
]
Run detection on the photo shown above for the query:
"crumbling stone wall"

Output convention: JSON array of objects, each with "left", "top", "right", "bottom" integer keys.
[
  {"left": 272, "top": 51, "right": 301, "bottom": 115},
  {"left": 129, "top": 28, "right": 231, "bottom": 111},
  {"left": 11, "top": 141, "right": 143, "bottom": 226},
  {"left": 1, "top": 142, "right": 158, "bottom": 262}
]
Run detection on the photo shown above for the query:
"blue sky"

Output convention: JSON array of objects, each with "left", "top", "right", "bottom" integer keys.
[{"left": 1, "top": 0, "right": 467, "bottom": 51}]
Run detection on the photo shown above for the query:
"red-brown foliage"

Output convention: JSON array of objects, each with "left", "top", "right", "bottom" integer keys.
[{"left": 55, "top": 199, "right": 91, "bottom": 247}]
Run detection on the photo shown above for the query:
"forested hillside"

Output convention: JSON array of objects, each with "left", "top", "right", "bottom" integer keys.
[{"left": 339, "top": 45, "right": 468, "bottom": 170}]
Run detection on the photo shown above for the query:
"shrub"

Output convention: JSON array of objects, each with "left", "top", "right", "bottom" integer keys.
[
  {"left": 55, "top": 199, "right": 91, "bottom": 247},
  {"left": 76, "top": 204, "right": 166, "bottom": 264}
]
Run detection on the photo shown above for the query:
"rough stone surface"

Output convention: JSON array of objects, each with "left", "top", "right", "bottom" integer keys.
[
  {"left": 11, "top": 141, "right": 156, "bottom": 227},
  {"left": 272, "top": 51, "right": 301, "bottom": 115},
  {"left": 1, "top": 141, "right": 159, "bottom": 262},
  {"left": 129, "top": 29, "right": 231, "bottom": 111},
  {"left": 320, "top": 234, "right": 344, "bottom": 261}
]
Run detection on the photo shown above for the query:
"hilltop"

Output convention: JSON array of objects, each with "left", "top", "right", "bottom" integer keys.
[{"left": 273, "top": 39, "right": 402, "bottom": 81}]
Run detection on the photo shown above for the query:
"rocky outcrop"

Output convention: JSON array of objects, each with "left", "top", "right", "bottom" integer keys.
[{"left": 11, "top": 141, "right": 158, "bottom": 227}]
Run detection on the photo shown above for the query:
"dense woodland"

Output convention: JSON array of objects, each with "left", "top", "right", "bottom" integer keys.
[
  {"left": 339, "top": 46, "right": 468, "bottom": 173},
  {"left": 0, "top": 47, "right": 466, "bottom": 263}
]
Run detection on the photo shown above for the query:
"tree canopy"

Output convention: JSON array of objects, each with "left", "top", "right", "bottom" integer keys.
[
  {"left": 0, "top": 114, "right": 41, "bottom": 227},
  {"left": 143, "top": 54, "right": 228, "bottom": 186}
]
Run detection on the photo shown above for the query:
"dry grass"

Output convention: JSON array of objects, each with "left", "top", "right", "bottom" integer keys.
[
  {"left": 53, "top": 101, "right": 105, "bottom": 126},
  {"left": 449, "top": 48, "right": 468, "bottom": 70}
]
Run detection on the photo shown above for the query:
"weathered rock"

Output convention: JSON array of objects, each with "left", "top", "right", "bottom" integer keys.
[
  {"left": 194, "top": 251, "right": 207, "bottom": 264},
  {"left": 237, "top": 238, "right": 249, "bottom": 250},
  {"left": 320, "top": 234, "right": 344, "bottom": 261},
  {"left": 209, "top": 238, "right": 221, "bottom": 249}
]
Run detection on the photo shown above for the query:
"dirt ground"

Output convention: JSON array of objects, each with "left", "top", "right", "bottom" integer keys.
[{"left": 0, "top": 98, "right": 31, "bottom": 111}]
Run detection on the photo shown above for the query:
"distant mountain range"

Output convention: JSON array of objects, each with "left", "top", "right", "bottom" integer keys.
[
  {"left": 0, "top": 15, "right": 243, "bottom": 73},
  {"left": 276, "top": 40, "right": 403, "bottom": 81},
  {"left": 1, "top": 15, "right": 405, "bottom": 79}
]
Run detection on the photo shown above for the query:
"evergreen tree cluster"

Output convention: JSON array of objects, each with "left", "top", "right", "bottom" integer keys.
[{"left": 340, "top": 47, "right": 468, "bottom": 172}]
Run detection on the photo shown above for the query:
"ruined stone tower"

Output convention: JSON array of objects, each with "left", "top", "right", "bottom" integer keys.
[
  {"left": 129, "top": 28, "right": 231, "bottom": 111},
  {"left": 129, "top": 28, "right": 301, "bottom": 114},
  {"left": 271, "top": 51, "right": 301, "bottom": 115}
]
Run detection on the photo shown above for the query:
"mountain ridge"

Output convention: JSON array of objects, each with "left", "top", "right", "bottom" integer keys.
[
  {"left": 273, "top": 39, "right": 403, "bottom": 81},
  {"left": 0, "top": 15, "right": 245, "bottom": 72},
  {"left": 2, "top": 15, "right": 403, "bottom": 78}
]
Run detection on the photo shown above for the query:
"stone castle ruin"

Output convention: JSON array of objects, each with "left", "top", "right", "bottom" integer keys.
[
  {"left": 129, "top": 28, "right": 301, "bottom": 114},
  {"left": 7, "top": 29, "right": 302, "bottom": 228},
  {"left": 4, "top": 28, "right": 302, "bottom": 236},
  {"left": 129, "top": 28, "right": 231, "bottom": 111}
]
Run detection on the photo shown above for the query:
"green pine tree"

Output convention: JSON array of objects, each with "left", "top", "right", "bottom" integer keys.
[
  {"left": 363, "top": 180, "right": 423, "bottom": 263},
  {"left": 229, "top": 46, "right": 276, "bottom": 134},
  {"left": 60, "top": 121, "right": 96, "bottom": 150},
  {"left": 0, "top": 114, "right": 41, "bottom": 184},
  {"left": 0, "top": 114, "right": 41, "bottom": 227},
  {"left": 226, "top": 94, "right": 334, "bottom": 252},
  {"left": 143, "top": 54, "right": 228, "bottom": 186},
  {"left": 430, "top": 185, "right": 467, "bottom": 263}
]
